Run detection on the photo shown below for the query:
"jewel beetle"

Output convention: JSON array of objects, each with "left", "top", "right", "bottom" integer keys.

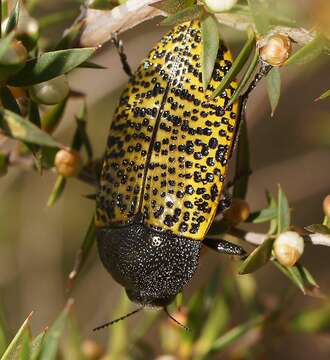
[{"left": 95, "top": 20, "right": 246, "bottom": 309}]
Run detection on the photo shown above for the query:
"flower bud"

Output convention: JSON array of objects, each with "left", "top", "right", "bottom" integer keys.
[
  {"left": 54, "top": 149, "right": 81, "bottom": 177},
  {"left": 323, "top": 195, "right": 330, "bottom": 219},
  {"left": 204, "top": 0, "right": 238, "bottom": 12},
  {"left": 0, "top": 39, "right": 27, "bottom": 81},
  {"left": 258, "top": 34, "right": 292, "bottom": 67},
  {"left": 81, "top": 340, "right": 104, "bottom": 360},
  {"left": 223, "top": 198, "right": 250, "bottom": 224},
  {"left": 273, "top": 231, "right": 304, "bottom": 267},
  {"left": 0, "top": 40, "right": 27, "bottom": 65},
  {"left": 29, "top": 75, "right": 70, "bottom": 105}
]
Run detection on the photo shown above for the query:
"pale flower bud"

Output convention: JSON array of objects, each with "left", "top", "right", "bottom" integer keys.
[
  {"left": 54, "top": 149, "right": 81, "bottom": 177},
  {"left": 258, "top": 34, "right": 292, "bottom": 67},
  {"left": 204, "top": 0, "right": 238, "bottom": 12},
  {"left": 273, "top": 231, "right": 304, "bottom": 267}
]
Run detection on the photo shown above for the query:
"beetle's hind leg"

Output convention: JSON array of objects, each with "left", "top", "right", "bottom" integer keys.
[
  {"left": 111, "top": 32, "right": 133, "bottom": 78},
  {"left": 203, "top": 237, "right": 246, "bottom": 258}
]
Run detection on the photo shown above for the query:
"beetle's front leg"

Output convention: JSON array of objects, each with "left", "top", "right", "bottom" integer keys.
[
  {"left": 228, "top": 62, "right": 273, "bottom": 159},
  {"left": 203, "top": 237, "right": 246, "bottom": 258},
  {"left": 111, "top": 32, "right": 133, "bottom": 78}
]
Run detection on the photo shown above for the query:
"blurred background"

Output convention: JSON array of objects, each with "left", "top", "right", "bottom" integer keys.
[{"left": 0, "top": 0, "right": 330, "bottom": 359}]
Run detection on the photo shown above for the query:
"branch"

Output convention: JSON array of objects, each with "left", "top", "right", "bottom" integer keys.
[
  {"left": 77, "top": 0, "right": 316, "bottom": 47},
  {"left": 229, "top": 227, "right": 330, "bottom": 247}
]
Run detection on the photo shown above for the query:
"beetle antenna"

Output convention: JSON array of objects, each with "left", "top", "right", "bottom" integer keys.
[
  {"left": 93, "top": 308, "right": 142, "bottom": 331},
  {"left": 164, "top": 307, "right": 190, "bottom": 332}
]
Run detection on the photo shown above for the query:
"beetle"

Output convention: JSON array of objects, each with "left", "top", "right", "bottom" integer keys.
[{"left": 95, "top": 19, "right": 248, "bottom": 312}]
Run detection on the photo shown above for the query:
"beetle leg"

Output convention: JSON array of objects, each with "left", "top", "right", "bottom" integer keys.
[
  {"left": 111, "top": 32, "right": 133, "bottom": 78},
  {"left": 218, "top": 190, "right": 231, "bottom": 212},
  {"left": 203, "top": 237, "right": 246, "bottom": 257},
  {"left": 241, "top": 61, "right": 273, "bottom": 104},
  {"left": 228, "top": 61, "right": 273, "bottom": 159},
  {"left": 226, "top": 170, "right": 253, "bottom": 191}
]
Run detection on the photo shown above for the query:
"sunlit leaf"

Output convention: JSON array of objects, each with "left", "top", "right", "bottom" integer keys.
[
  {"left": 67, "top": 217, "right": 96, "bottom": 289},
  {"left": 227, "top": 49, "right": 259, "bottom": 107},
  {"left": 208, "top": 315, "right": 264, "bottom": 354},
  {"left": 277, "top": 185, "right": 290, "bottom": 235},
  {"left": 273, "top": 261, "right": 321, "bottom": 297},
  {"left": 41, "top": 98, "right": 68, "bottom": 134},
  {"left": 64, "top": 316, "right": 85, "bottom": 360},
  {"left": 201, "top": 14, "right": 219, "bottom": 91},
  {"left": 266, "top": 67, "right": 281, "bottom": 116},
  {"left": 298, "top": 264, "right": 319, "bottom": 289},
  {"left": 194, "top": 297, "right": 229, "bottom": 358},
  {"left": 212, "top": 28, "right": 255, "bottom": 99},
  {"left": 30, "top": 329, "right": 47, "bottom": 360},
  {"left": 265, "top": 190, "right": 278, "bottom": 235},
  {"left": 286, "top": 34, "right": 327, "bottom": 65},
  {"left": 39, "top": 299, "right": 73, "bottom": 360},
  {"left": 0, "top": 312, "right": 33, "bottom": 360},
  {"left": 5, "top": 0, "right": 21, "bottom": 35},
  {"left": 315, "top": 89, "right": 330, "bottom": 101},
  {"left": 238, "top": 238, "right": 274, "bottom": 274},
  {"left": 0, "top": 109, "right": 59, "bottom": 148},
  {"left": 47, "top": 176, "right": 66, "bottom": 207},
  {"left": 8, "top": 48, "right": 96, "bottom": 86},
  {"left": 108, "top": 291, "right": 130, "bottom": 358},
  {"left": 305, "top": 224, "right": 330, "bottom": 236},
  {"left": 161, "top": 5, "right": 203, "bottom": 26},
  {"left": 175, "top": 292, "right": 184, "bottom": 309},
  {"left": 0, "top": 304, "right": 8, "bottom": 357},
  {"left": 247, "top": 207, "right": 278, "bottom": 223},
  {"left": 18, "top": 330, "right": 30, "bottom": 360}
]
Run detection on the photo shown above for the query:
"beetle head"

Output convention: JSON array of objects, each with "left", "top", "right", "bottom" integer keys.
[{"left": 96, "top": 224, "right": 202, "bottom": 307}]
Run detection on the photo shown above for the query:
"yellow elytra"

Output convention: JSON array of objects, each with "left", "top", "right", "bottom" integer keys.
[{"left": 96, "top": 20, "right": 239, "bottom": 241}]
